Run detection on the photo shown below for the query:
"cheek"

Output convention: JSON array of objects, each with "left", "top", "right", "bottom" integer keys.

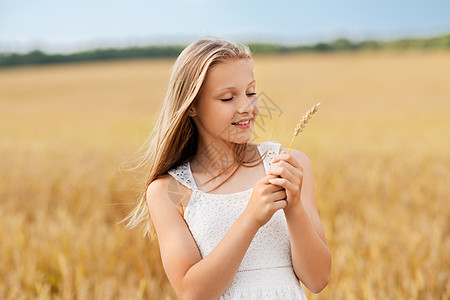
[
  {"left": 203, "top": 102, "right": 226, "bottom": 119},
  {"left": 253, "top": 101, "right": 259, "bottom": 116},
  {"left": 210, "top": 104, "right": 234, "bottom": 126}
]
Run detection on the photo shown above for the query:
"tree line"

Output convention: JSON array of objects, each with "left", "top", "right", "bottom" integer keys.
[{"left": 1, "top": 34, "right": 449, "bottom": 68}]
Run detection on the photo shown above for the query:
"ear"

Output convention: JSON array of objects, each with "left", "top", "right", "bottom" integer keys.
[{"left": 188, "top": 107, "right": 197, "bottom": 117}]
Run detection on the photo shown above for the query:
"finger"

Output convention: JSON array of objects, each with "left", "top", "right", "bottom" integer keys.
[
  {"left": 267, "top": 162, "right": 296, "bottom": 181},
  {"left": 269, "top": 161, "right": 303, "bottom": 188},
  {"left": 264, "top": 174, "right": 281, "bottom": 185},
  {"left": 273, "top": 199, "right": 287, "bottom": 211},
  {"left": 272, "top": 189, "right": 286, "bottom": 200},
  {"left": 267, "top": 186, "right": 285, "bottom": 195},
  {"left": 268, "top": 177, "right": 285, "bottom": 188},
  {"left": 271, "top": 151, "right": 302, "bottom": 170},
  {"left": 267, "top": 173, "right": 281, "bottom": 180},
  {"left": 268, "top": 177, "right": 297, "bottom": 192}
]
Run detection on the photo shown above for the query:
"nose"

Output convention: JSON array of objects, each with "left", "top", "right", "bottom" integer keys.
[{"left": 237, "top": 93, "right": 256, "bottom": 114}]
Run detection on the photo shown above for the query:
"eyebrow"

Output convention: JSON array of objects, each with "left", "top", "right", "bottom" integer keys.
[{"left": 216, "top": 80, "right": 256, "bottom": 92}]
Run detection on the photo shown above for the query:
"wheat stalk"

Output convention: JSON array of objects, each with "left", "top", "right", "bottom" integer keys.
[{"left": 286, "top": 102, "right": 321, "bottom": 154}]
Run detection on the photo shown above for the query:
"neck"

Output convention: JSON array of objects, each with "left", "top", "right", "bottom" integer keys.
[{"left": 192, "top": 138, "right": 237, "bottom": 176}]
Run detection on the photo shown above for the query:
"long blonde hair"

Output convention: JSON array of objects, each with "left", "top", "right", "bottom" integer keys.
[{"left": 121, "top": 36, "right": 268, "bottom": 239}]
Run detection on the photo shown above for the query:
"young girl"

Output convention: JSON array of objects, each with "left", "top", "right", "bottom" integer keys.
[{"left": 124, "top": 36, "right": 331, "bottom": 299}]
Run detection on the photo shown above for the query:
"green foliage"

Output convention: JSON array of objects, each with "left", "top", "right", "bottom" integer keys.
[
  {"left": 1, "top": 34, "right": 449, "bottom": 68},
  {"left": 0, "top": 45, "right": 185, "bottom": 67}
]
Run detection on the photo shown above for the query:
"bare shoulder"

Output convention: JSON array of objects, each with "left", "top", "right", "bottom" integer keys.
[
  {"left": 147, "top": 173, "right": 192, "bottom": 217},
  {"left": 145, "top": 174, "right": 201, "bottom": 299}
]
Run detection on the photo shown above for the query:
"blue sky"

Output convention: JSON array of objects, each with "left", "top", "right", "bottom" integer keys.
[{"left": 1, "top": 0, "right": 449, "bottom": 54}]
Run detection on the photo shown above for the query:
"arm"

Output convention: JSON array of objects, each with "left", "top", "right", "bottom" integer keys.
[
  {"left": 146, "top": 175, "right": 260, "bottom": 300},
  {"left": 285, "top": 201, "right": 331, "bottom": 293},
  {"left": 269, "top": 149, "right": 331, "bottom": 293},
  {"left": 183, "top": 213, "right": 259, "bottom": 299}
]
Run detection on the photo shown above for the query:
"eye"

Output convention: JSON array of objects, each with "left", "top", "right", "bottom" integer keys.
[{"left": 221, "top": 93, "right": 257, "bottom": 102}]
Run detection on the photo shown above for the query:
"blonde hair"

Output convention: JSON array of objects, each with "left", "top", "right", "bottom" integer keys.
[{"left": 121, "top": 36, "right": 268, "bottom": 239}]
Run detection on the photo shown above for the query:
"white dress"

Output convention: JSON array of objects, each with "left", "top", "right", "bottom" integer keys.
[{"left": 167, "top": 141, "right": 307, "bottom": 299}]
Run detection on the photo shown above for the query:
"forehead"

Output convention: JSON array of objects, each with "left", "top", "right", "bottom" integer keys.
[{"left": 203, "top": 59, "right": 255, "bottom": 91}]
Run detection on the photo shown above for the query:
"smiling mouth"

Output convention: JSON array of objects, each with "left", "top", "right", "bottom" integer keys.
[{"left": 231, "top": 120, "right": 250, "bottom": 125}]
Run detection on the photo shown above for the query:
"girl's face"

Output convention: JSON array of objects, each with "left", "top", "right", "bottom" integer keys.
[{"left": 189, "top": 59, "right": 259, "bottom": 145}]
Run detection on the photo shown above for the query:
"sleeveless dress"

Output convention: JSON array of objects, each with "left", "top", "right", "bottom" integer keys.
[{"left": 167, "top": 141, "right": 307, "bottom": 299}]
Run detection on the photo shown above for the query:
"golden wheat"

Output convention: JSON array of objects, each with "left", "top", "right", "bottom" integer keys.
[
  {"left": 0, "top": 51, "right": 449, "bottom": 299},
  {"left": 287, "top": 102, "right": 320, "bottom": 154}
]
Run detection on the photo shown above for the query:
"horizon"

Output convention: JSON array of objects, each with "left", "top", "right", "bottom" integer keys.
[
  {"left": 2, "top": 32, "right": 448, "bottom": 57},
  {"left": 1, "top": 0, "right": 449, "bottom": 54}
]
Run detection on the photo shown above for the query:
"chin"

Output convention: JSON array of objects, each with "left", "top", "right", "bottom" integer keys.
[
  {"left": 229, "top": 135, "right": 252, "bottom": 145},
  {"left": 220, "top": 125, "right": 253, "bottom": 144}
]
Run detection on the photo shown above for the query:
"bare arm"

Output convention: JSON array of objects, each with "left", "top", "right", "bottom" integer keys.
[
  {"left": 282, "top": 149, "right": 331, "bottom": 293},
  {"left": 285, "top": 203, "right": 331, "bottom": 293},
  {"left": 182, "top": 212, "right": 260, "bottom": 299},
  {"left": 147, "top": 175, "right": 261, "bottom": 300}
]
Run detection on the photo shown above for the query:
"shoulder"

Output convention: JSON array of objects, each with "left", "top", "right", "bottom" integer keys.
[
  {"left": 146, "top": 174, "right": 172, "bottom": 205},
  {"left": 147, "top": 173, "right": 172, "bottom": 191},
  {"left": 146, "top": 174, "right": 191, "bottom": 217},
  {"left": 145, "top": 175, "right": 203, "bottom": 299}
]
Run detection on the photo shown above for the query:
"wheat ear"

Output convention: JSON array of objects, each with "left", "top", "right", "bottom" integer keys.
[{"left": 286, "top": 102, "right": 321, "bottom": 154}]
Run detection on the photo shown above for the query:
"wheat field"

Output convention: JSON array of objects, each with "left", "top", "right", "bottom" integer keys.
[{"left": 0, "top": 50, "right": 449, "bottom": 299}]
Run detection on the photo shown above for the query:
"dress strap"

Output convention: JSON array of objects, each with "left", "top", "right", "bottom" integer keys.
[
  {"left": 167, "top": 162, "right": 198, "bottom": 191},
  {"left": 259, "top": 141, "right": 282, "bottom": 174},
  {"left": 167, "top": 141, "right": 281, "bottom": 189}
]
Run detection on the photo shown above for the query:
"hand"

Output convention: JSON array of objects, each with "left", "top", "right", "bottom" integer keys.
[
  {"left": 243, "top": 175, "right": 288, "bottom": 228},
  {"left": 266, "top": 150, "right": 303, "bottom": 213}
]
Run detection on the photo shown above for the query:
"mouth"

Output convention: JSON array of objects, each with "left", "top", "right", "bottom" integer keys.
[{"left": 232, "top": 119, "right": 252, "bottom": 129}]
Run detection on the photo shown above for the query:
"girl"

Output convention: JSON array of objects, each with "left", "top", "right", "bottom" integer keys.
[{"left": 124, "top": 36, "right": 331, "bottom": 299}]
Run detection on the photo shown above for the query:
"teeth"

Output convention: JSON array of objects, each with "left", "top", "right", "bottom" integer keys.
[{"left": 234, "top": 120, "right": 249, "bottom": 125}]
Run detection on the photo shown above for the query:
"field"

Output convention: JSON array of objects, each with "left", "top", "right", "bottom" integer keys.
[{"left": 0, "top": 50, "right": 449, "bottom": 299}]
